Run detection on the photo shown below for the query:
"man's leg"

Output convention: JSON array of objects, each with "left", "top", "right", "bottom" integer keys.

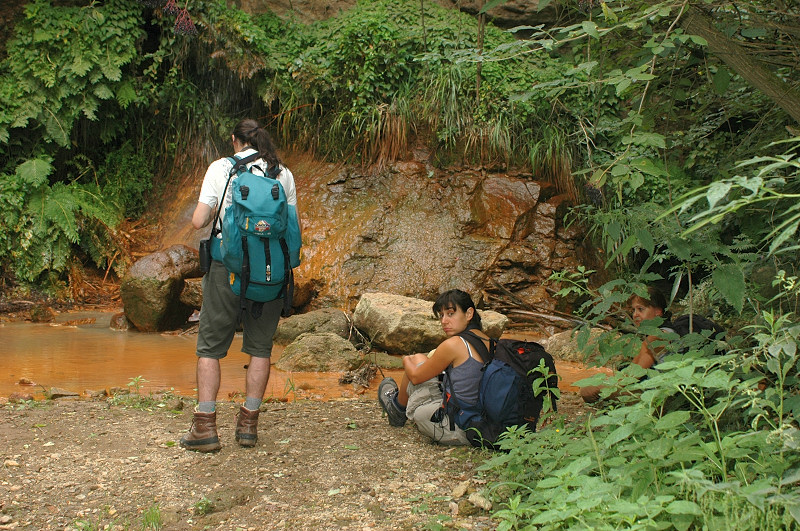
[
  {"left": 236, "top": 298, "right": 282, "bottom": 447},
  {"left": 245, "top": 356, "right": 270, "bottom": 402},
  {"left": 181, "top": 261, "right": 235, "bottom": 452},
  {"left": 234, "top": 357, "right": 270, "bottom": 448},
  {"left": 197, "top": 357, "right": 222, "bottom": 404},
  {"left": 180, "top": 356, "right": 224, "bottom": 452}
]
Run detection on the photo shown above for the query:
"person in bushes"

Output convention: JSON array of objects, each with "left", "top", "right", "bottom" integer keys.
[
  {"left": 180, "top": 118, "right": 299, "bottom": 452},
  {"left": 377, "top": 289, "right": 489, "bottom": 445},
  {"left": 580, "top": 286, "right": 672, "bottom": 403}
]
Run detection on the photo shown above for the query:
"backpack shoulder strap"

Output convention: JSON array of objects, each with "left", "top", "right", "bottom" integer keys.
[
  {"left": 229, "top": 152, "right": 261, "bottom": 173},
  {"left": 458, "top": 329, "right": 492, "bottom": 362},
  {"left": 207, "top": 153, "right": 263, "bottom": 238}
]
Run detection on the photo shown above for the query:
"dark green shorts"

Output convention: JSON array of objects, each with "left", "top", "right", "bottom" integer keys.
[{"left": 195, "top": 260, "right": 283, "bottom": 359}]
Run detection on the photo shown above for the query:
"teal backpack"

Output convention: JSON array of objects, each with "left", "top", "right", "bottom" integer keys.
[{"left": 207, "top": 153, "right": 301, "bottom": 318}]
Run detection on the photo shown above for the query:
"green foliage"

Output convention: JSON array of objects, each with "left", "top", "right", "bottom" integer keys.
[
  {"left": 522, "top": 1, "right": 800, "bottom": 314},
  {"left": 141, "top": 503, "right": 163, "bottom": 530},
  {"left": 671, "top": 138, "right": 800, "bottom": 257},
  {"left": 0, "top": 0, "right": 144, "bottom": 147},
  {"left": 0, "top": 157, "right": 121, "bottom": 286},
  {"left": 482, "top": 276, "right": 800, "bottom": 530},
  {"left": 100, "top": 143, "right": 154, "bottom": 219},
  {"left": 193, "top": 497, "right": 214, "bottom": 516},
  {"left": 259, "top": 0, "right": 570, "bottom": 166}
]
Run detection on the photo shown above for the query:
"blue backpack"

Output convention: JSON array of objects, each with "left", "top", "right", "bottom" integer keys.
[
  {"left": 208, "top": 153, "right": 301, "bottom": 318},
  {"left": 446, "top": 330, "right": 559, "bottom": 450}
]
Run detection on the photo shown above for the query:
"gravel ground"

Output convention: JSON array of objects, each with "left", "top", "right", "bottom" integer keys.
[{"left": 0, "top": 391, "right": 592, "bottom": 531}]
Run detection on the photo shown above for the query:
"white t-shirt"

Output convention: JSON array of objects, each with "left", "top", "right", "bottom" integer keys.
[{"left": 197, "top": 148, "right": 297, "bottom": 228}]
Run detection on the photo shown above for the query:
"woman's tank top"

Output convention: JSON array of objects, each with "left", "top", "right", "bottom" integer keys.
[{"left": 443, "top": 337, "right": 485, "bottom": 407}]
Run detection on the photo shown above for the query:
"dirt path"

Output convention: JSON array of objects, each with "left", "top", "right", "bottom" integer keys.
[{"left": 0, "top": 391, "right": 591, "bottom": 530}]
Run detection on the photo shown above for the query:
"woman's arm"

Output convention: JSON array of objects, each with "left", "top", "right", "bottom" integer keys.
[
  {"left": 632, "top": 335, "right": 662, "bottom": 369},
  {"left": 403, "top": 339, "right": 460, "bottom": 384},
  {"left": 192, "top": 202, "right": 213, "bottom": 230}
]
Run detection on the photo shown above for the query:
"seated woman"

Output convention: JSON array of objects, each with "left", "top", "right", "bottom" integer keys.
[
  {"left": 377, "top": 289, "right": 488, "bottom": 445},
  {"left": 580, "top": 286, "right": 672, "bottom": 403}
]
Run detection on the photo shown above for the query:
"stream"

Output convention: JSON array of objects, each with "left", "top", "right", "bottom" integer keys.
[{"left": 0, "top": 310, "right": 605, "bottom": 402}]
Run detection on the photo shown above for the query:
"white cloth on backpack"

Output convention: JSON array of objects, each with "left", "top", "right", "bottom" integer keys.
[{"left": 197, "top": 148, "right": 297, "bottom": 232}]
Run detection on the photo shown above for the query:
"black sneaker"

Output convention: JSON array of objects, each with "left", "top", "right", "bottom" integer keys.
[{"left": 378, "top": 378, "right": 407, "bottom": 427}]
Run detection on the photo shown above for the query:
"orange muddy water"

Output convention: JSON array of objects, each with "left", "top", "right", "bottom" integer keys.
[{"left": 0, "top": 311, "right": 607, "bottom": 402}]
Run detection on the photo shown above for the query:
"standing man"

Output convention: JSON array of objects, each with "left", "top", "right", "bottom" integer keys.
[{"left": 180, "top": 119, "right": 299, "bottom": 452}]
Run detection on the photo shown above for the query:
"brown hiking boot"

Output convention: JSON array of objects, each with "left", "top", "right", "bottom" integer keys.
[
  {"left": 235, "top": 406, "right": 260, "bottom": 447},
  {"left": 180, "top": 411, "right": 221, "bottom": 452}
]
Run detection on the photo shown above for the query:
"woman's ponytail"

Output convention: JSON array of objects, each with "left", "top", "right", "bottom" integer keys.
[{"left": 232, "top": 119, "right": 280, "bottom": 168}]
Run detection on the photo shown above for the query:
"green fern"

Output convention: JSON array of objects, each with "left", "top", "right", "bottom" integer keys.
[{"left": 2, "top": 157, "right": 122, "bottom": 283}]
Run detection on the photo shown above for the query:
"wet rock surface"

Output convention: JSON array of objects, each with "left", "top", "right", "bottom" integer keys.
[
  {"left": 119, "top": 244, "right": 200, "bottom": 332},
  {"left": 273, "top": 307, "right": 352, "bottom": 346},
  {"left": 158, "top": 155, "right": 590, "bottom": 338}
]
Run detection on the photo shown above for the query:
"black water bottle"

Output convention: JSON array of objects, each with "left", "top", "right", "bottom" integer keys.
[{"left": 199, "top": 239, "right": 212, "bottom": 273}]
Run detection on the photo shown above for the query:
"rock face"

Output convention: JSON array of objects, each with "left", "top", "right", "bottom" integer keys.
[
  {"left": 352, "top": 292, "right": 508, "bottom": 355},
  {"left": 442, "top": 0, "right": 559, "bottom": 29},
  {"left": 179, "top": 277, "right": 203, "bottom": 309},
  {"left": 161, "top": 157, "right": 589, "bottom": 327},
  {"left": 541, "top": 327, "right": 615, "bottom": 365},
  {"left": 288, "top": 159, "right": 588, "bottom": 316},
  {"left": 119, "top": 245, "right": 201, "bottom": 332}
]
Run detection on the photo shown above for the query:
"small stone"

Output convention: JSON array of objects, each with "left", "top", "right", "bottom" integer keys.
[
  {"left": 468, "top": 492, "right": 492, "bottom": 511},
  {"left": 46, "top": 387, "right": 79, "bottom": 399},
  {"left": 452, "top": 480, "right": 470, "bottom": 498},
  {"left": 4, "top": 460, "right": 20, "bottom": 467},
  {"left": 30, "top": 305, "right": 56, "bottom": 323}
]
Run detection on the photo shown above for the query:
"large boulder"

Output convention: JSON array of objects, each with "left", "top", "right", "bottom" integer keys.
[
  {"left": 352, "top": 292, "right": 508, "bottom": 355},
  {"left": 275, "top": 332, "right": 361, "bottom": 372},
  {"left": 120, "top": 245, "right": 201, "bottom": 332},
  {"left": 273, "top": 308, "right": 351, "bottom": 346}
]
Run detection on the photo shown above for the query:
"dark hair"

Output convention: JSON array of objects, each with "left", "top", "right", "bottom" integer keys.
[
  {"left": 432, "top": 289, "right": 482, "bottom": 329},
  {"left": 631, "top": 286, "right": 672, "bottom": 320},
  {"left": 232, "top": 119, "right": 280, "bottom": 168}
]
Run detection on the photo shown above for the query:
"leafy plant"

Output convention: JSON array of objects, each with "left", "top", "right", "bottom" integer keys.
[
  {"left": 0, "top": 0, "right": 144, "bottom": 147},
  {"left": 108, "top": 376, "right": 161, "bottom": 410},
  {"left": 0, "top": 158, "right": 122, "bottom": 288},
  {"left": 481, "top": 281, "right": 800, "bottom": 530},
  {"left": 193, "top": 496, "right": 214, "bottom": 516}
]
